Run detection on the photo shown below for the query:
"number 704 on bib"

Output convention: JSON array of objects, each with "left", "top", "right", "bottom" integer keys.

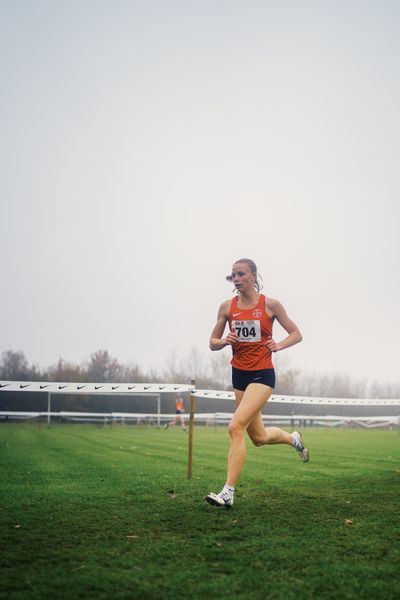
[{"left": 232, "top": 320, "right": 261, "bottom": 342}]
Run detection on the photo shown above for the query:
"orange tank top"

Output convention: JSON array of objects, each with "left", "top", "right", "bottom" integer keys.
[
  {"left": 176, "top": 399, "right": 184, "bottom": 412},
  {"left": 228, "top": 294, "right": 274, "bottom": 370}
]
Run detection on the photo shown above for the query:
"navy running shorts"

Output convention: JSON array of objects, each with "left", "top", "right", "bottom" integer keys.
[{"left": 232, "top": 367, "right": 276, "bottom": 391}]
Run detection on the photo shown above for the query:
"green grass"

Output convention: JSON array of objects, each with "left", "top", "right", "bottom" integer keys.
[{"left": 1, "top": 424, "right": 399, "bottom": 600}]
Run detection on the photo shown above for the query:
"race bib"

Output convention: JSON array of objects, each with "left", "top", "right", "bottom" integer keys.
[{"left": 232, "top": 320, "right": 261, "bottom": 343}]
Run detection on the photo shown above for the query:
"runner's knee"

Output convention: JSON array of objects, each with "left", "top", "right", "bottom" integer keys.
[
  {"left": 228, "top": 420, "right": 245, "bottom": 438},
  {"left": 251, "top": 437, "right": 265, "bottom": 447},
  {"left": 249, "top": 432, "right": 267, "bottom": 446}
]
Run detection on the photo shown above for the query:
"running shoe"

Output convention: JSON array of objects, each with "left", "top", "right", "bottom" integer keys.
[
  {"left": 205, "top": 491, "right": 233, "bottom": 507},
  {"left": 292, "top": 431, "right": 310, "bottom": 463}
]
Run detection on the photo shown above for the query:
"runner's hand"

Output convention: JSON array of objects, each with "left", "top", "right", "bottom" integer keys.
[
  {"left": 225, "top": 329, "right": 239, "bottom": 346},
  {"left": 265, "top": 337, "right": 278, "bottom": 352}
]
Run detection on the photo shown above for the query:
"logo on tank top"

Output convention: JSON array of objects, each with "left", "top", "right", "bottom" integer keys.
[{"left": 253, "top": 309, "right": 262, "bottom": 318}]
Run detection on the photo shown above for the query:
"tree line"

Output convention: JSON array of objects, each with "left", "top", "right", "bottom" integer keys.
[{"left": 0, "top": 348, "right": 399, "bottom": 399}]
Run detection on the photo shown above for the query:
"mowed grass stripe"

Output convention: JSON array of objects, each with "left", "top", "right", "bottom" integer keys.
[{"left": 1, "top": 424, "right": 399, "bottom": 600}]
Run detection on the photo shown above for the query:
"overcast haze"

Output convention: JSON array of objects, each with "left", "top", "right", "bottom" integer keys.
[{"left": 1, "top": 1, "right": 399, "bottom": 384}]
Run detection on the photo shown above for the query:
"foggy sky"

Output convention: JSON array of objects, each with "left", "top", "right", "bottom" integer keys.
[{"left": 1, "top": 1, "right": 399, "bottom": 384}]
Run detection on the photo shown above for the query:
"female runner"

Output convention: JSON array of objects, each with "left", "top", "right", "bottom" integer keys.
[{"left": 206, "top": 258, "right": 309, "bottom": 507}]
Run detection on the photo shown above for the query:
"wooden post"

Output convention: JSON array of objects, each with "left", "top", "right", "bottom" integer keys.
[
  {"left": 187, "top": 379, "right": 196, "bottom": 479},
  {"left": 47, "top": 392, "right": 51, "bottom": 425}
]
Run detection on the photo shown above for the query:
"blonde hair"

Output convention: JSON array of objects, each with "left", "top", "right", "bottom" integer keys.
[{"left": 229, "top": 258, "right": 263, "bottom": 292}]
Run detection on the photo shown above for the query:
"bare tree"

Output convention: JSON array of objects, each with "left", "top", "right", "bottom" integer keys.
[
  {"left": 274, "top": 368, "right": 302, "bottom": 395},
  {"left": 209, "top": 351, "right": 232, "bottom": 390},
  {"left": 369, "top": 379, "right": 400, "bottom": 399},
  {"left": 85, "top": 350, "right": 124, "bottom": 382},
  {"left": 45, "top": 357, "right": 85, "bottom": 382},
  {"left": 0, "top": 349, "right": 40, "bottom": 381}
]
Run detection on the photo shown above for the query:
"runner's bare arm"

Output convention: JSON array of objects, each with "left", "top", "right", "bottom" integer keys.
[
  {"left": 209, "top": 301, "right": 239, "bottom": 350},
  {"left": 265, "top": 298, "right": 303, "bottom": 352}
]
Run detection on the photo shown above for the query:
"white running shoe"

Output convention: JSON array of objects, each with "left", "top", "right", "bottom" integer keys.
[
  {"left": 205, "top": 491, "right": 233, "bottom": 507},
  {"left": 292, "top": 431, "right": 310, "bottom": 463}
]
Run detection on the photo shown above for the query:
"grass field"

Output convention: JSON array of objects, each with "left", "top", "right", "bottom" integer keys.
[{"left": 1, "top": 423, "right": 399, "bottom": 600}]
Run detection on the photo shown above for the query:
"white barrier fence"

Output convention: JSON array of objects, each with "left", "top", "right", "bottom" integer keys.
[
  {"left": 0, "top": 381, "right": 195, "bottom": 427},
  {"left": 2, "top": 380, "right": 400, "bottom": 477},
  {"left": 2, "top": 380, "right": 399, "bottom": 404},
  {"left": 0, "top": 381, "right": 194, "bottom": 393},
  {"left": 2, "top": 382, "right": 398, "bottom": 410},
  {"left": 193, "top": 389, "right": 400, "bottom": 406},
  {"left": 0, "top": 410, "right": 398, "bottom": 429},
  {"left": 1, "top": 381, "right": 399, "bottom": 421}
]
